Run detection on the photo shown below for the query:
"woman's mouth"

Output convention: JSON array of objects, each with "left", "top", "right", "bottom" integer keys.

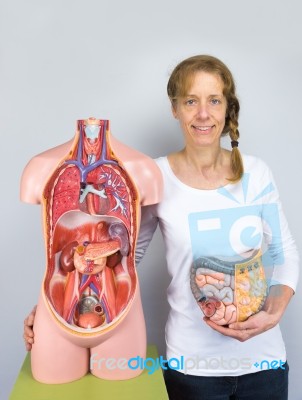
[{"left": 192, "top": 125, "right": 214, "bottom": 133}]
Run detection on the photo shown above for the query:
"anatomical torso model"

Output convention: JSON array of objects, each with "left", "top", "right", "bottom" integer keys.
[{"left": 20, "top": 118, "right": 162, "bottom": 383}]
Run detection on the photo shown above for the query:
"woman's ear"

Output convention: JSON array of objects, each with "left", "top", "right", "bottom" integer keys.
[{"left": 171, "top": 102, "right": 178, "bottom": 119}]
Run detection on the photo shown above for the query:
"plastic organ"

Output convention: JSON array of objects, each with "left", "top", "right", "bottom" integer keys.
[{"left": 190, "top": 252, "right": 267, "bottom": 325}]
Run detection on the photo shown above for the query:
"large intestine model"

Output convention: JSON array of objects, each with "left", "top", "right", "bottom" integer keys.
[
  {"left": 190, "top": 252, "right": 268, "bottom": 325},
  {"left": 20, "top": 118, "right": 162, "bottom": 383}
]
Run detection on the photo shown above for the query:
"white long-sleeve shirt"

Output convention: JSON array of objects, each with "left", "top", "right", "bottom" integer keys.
[{"left": 136, "top": 154, "right": 299, "bottom": 376}]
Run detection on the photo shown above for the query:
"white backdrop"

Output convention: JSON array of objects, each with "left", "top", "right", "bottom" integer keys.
[{"left": 0, "top": 0, "right": 301, "bottom": 399}]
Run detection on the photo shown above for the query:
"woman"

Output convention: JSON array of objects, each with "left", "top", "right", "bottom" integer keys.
[{"left": 24, "top": 55, "right": 299, "bottom": 399}]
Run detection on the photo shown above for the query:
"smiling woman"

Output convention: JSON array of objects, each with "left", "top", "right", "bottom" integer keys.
[{"left": 135, "top": 54, "right": 299, "bottom": 400}]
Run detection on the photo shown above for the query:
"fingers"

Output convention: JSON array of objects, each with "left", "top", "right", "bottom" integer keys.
[
  {"left": 23, "top": 305, "right": 37, "bottom": 351},
  {"left": 204, "top": 310, "right": 276, "bottom": 342},
  {"left": 203, "top": 317, "right": 257, "bottom": 342},
  {"left": 24, "top": 323, "right": 34, "bottom": 338},
  {"left": 229, "top": 311, "right": 275, "bottom": 332},
  {"left": 228, "top": 321, "right": 251, "bottom": 330},
  {"left": 25, "top": 312, "right": 35, "bottom": 327},
  {"left": 24, "top": 336, "right": 34, "bottom": 351},
  {"left": 23, "top": 329, "right": 34, "bottom": 351}
]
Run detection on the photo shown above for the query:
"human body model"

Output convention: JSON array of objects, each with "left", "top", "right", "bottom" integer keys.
[{"left": 20, "top": 118, "right": 162, "bottom": 383}]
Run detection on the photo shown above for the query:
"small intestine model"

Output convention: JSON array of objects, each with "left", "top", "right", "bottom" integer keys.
[
  {"left": 190, "top": 252, "right": 268, "bottom": 325},
  {"left": 20, "top": 118, "right": 162, "bottom": 383}
]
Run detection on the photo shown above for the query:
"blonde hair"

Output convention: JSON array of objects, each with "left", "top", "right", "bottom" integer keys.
[{"left": 167, "top": 55, "right": 243, "bottom": 182}]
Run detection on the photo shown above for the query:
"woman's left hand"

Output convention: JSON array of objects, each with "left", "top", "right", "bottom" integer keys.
[
  {"left": 203, "top": 309, "right": 277, "bottom": 342},
  {"left": 204, "top": 284, "right": 294, "bottom": 342}
]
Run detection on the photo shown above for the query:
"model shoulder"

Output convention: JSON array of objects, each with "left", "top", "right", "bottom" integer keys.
[
  {"left": 111, "top": 136, "right": 163, "bottom": 205},
  {"left": 20, "top": 140, "right": 73, "bottom": 204}
]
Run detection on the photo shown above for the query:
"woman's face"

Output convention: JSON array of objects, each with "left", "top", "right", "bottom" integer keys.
[{"left": 172, "top": 71, "right": 227, "bottom": 149}]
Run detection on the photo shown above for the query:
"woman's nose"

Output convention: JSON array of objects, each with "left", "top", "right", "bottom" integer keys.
[{"left": 196, "top": 104, "right": 209, "bottom": 119}]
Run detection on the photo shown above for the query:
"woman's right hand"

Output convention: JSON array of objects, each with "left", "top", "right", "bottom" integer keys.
[{"left": 23, "top": 305, "right": 37, "bottom": 351}]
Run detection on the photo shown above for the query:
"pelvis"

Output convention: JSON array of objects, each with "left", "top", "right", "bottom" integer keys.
[{"left": 42, "top": 120, "right": 139, "bottom": 336}]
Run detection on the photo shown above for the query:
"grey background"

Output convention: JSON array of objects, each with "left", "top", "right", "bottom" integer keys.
[{"left": 0, "top": 0, "right": 301, "bottom": 399}]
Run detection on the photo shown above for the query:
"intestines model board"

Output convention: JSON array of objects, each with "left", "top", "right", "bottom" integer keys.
[{"left": 20, "top": 118, "right": 162, "bottom": 383}]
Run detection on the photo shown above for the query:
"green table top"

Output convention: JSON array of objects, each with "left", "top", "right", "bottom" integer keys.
[{"left": 10, "top": 345, "right": 169, "bottom": 399}]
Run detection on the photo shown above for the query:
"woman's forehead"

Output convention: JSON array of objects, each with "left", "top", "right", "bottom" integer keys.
[{"left": 184, "top": 71, "right": 224, "bottom": 96}]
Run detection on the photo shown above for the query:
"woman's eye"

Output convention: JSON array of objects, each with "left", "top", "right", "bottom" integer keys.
[
  {"left": 186, "top": 99, "right": 196, "bottom": 105},
  {"left": 211, "top": 98, "right": 220, "bottom": 105}
]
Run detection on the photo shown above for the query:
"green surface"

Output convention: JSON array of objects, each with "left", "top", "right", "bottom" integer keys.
[{"left": 10, "top": 345, "right": 169, "bottom": 399}]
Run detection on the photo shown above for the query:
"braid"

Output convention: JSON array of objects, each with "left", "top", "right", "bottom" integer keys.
[{"left": 227, "top": 100, "right": 243, "bottom": 182}]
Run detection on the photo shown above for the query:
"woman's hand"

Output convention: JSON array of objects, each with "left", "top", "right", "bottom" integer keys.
[
  {"left": 204, "top": 284, "right": 294, "bottom": 342},
  {"left": 203, "top": 309, "right": 277, "bottom": 341},
  {"left": 23, "top": 305, "right": 37, "bottom": 351}
]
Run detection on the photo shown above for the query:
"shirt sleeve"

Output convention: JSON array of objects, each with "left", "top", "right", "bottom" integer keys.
[
  {"left": 261, "top": 163, "right": 299, "bottom": 292},
  {"left": 135, "top": 204, "right": 159, "bottom": 265}
]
